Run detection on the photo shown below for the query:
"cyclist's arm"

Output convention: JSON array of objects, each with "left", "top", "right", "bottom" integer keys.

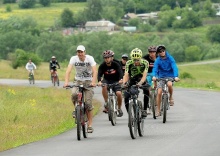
[
  {"left": 25, "top": 63, "right": 29, "bottom": 70},
  {"left": 91, "top": 65, "right": 97, "bottom": 86},
  {"left": 97, "top": 64, "right": 104, "bottom": 82},
  {"left": 123, "top": 72, "right": 129, "bottom": 84},
  {"left": 64, "top": 64, "right": 73, "bottom": 87},
  {"left": 116, "top": 62, "right": 123, "bottom": 80},
  {"left": 57, "top": 61, "right": 60, "bottom": 69},
  {"left": 33, "top": 63, "right": 37, "bottom": 70}
]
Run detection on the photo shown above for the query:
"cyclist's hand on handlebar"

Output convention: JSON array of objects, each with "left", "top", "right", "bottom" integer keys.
[
  {"left": 137, "top": 81, "right": 144, "bottom": 87},
  {"left": 90, "top": 82, "right": 96, "bottom": 87},
  {"left": 174, "top": 77, "right": 180, "bottom": 82},
  {"left": 97, "top": 81, "right": 102, "bottom": 87},
  {"left": 118, "top": 79, "right": 123, "bottom": 84},
  {"left": 152, "top": 76, "right": 156, "bottom": 81},
  {"left": 63, "top": 82, "right": 69, "bottom": 88}
]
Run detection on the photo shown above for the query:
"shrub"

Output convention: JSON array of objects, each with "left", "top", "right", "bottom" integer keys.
[
  {"left": 18, "top": 0, "right": 36, "bottom": 9},
  {"left": 180, "top": 72, "right": 194, "bottom": 79}
]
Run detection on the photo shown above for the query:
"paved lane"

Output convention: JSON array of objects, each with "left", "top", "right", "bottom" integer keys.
[{"left": 1, "top": 79, "right": 220, "bottom": 156}]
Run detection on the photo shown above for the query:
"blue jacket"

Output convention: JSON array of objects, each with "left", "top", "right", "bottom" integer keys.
[{"left": 152, "top": 51, "right": 178, "bottom": 78}]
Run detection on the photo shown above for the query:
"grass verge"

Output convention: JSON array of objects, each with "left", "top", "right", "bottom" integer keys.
[{"left": 0, "top": 85, "right": 101, "bottom": 151}]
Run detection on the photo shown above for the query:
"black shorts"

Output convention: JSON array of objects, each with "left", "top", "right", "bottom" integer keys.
[{"left": 102, "top": 79, "right": 121, "bottom": 92}]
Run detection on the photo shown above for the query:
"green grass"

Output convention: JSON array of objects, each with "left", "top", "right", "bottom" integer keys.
[
  {"left": 177, "top": 61, "right": 220, "bottom": 91},
  {"left": 0, "top": 85, "right": 101, "bottom": 151},
  {"left": 0, "top": 2, "right": 86, "bottom": 28}
]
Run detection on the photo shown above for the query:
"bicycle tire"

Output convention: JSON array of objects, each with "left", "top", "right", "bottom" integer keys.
[
  {"left": 151, "top": 91, "right": 156, "bottom": 119},
  {"left": 76, "top": 105, "right": 81, "bottom": 140},
  {"left": 107, "top": 101, "right": 111, "bottom": 121},
  {"left": 162, "top": 95, "right": 168, "bottom": 123},
  {"left": 82, "top": 107, "right": 88, "bottom": 138},
  {"left": 137, "top": 100, "right": 144, "bottom": 137},
  {"left": 110, "top": 98, "right": 117, "bottom": 126},
  {"left": 128, "top": 102, "right": 137, "bottom": 139},
  {"left": 53, "top": 76, "right": 56, "bottom": 86}
]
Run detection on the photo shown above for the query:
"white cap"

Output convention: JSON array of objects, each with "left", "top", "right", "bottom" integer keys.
[{"left": 76, "top": 45, "right": 85, "bottom": 51}]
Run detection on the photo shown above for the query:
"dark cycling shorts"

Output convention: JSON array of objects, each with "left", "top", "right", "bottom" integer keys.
[{"left": 102, "top": 79, "right": 121, "bottom": 92}]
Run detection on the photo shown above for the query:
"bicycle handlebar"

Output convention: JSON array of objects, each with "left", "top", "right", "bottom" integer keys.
[
  {"left": 64, "top": 84, "right": 94, "bottom": 89},
  {"left": 100, "top": 82, "right": 120, "bottom": 87},
  {"left": 155, "top": 78, "right": 175, "bottom": 82}
]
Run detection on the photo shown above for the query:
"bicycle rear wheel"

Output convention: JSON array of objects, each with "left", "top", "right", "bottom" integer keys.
[
  {"left": 162, "top": 95, "right": 168, "bottom": 123},
  {"left": 128, "top": 102, "right": 137, "bottom": 139},
  {"left": 137, "top": 100, "right": 144, "bottom": 137},
  {"left": 110, "top": 98, "right": 117, "bottom": 126},
  {"left": 76, "top": 105, "right": 82, "bottom": 140}
]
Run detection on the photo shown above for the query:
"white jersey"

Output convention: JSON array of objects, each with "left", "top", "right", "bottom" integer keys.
[
  {"left": 26, "top": 62, "right": 36, "bottom": 70},
  {"left": 69, "top": 55, "right": 96, "bottom": 81}
]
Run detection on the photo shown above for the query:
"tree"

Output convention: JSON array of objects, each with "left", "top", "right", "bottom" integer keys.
[
  {"left": 207, "top": 25, "right": 220, "bottom": 43},
  {"left": 18, "top": 0, "right": 36, "bottom": 9},
  {"left": 61, "top": 8, "right": 75, "bottom": 27},
  {"left": 85, "top": 0, "right": 102, "bottom": 21},
  {"left": 185, "top": 45, "right": 201, "bottom": 62},
  {"left": 39, "top": 0, "right": 51, "bottom": 7}
]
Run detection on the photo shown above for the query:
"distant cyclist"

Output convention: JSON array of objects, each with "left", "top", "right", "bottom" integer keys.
[
  {"left": 143, "top": 46, "right": 157, "bottom": 114},
  {"left": 152, "top": 45, "right": 179, "bottom": 117},
  {"left": 119, "top": 54, "right": 129, "bottom": 74},
  {"left": 122, "top": 48, "right": 149, "bottom": 117},
  {"left": 49, "top": 56, "right": 60, "bottom": 80},
  {"left": 97, "top": 50, "right": 124, "bottom": 117},
  {"left": 25, "top": 59, "right": 37, "bottom": 77}
]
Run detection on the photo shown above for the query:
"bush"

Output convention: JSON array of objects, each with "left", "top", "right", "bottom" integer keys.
[
  {"left": 18, "top": 0, "right": 36, "bottom": 9},
  {"left": 3, "top": 0, "right": 16, "bottom": 4},
  {"left": 180, "top": 72, "right": 194, "bottom": 79},
  {"left": 39, "top": 0, "right": 51, "bottom": 7}
]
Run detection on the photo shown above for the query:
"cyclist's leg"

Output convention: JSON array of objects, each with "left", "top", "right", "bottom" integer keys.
[
  {"left": 167, "top": 81, "right": 174, "bottom": 105},
  {"left": 84, "top": 80, "right": 94, "bottom": 132},
  {"left": 101, "top": 79, "right": 109, "bottom": 112},
  {"left": 71, "top": 82, "right": 80, "bottom": 118},
  {"left": 115, "top": 85, "right": 123, "bottom": 117},
  {"left": 156, "top": 81, "right": 163, "bottom": 116}
]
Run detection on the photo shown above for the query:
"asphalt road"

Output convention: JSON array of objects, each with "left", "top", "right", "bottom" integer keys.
[{"left": 1, "top": 79, "right": 220, "bottom": 156}]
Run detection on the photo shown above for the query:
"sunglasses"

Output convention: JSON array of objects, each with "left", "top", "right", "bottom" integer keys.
[
  {"left": 158, "top": 50, "right": 165, "bottom": 53},
  {"left": 133, "top": 59, "right": 140, "bottom": 62}
]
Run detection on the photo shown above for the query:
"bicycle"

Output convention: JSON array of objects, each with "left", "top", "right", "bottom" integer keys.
[
  {"left": 102, "top": 83, "right": 119, "bottom": 126},
  {"left": 149, "top": 87, "right": 157, "bottom": 119},
  {"left": 28, "top": 70, "right": 35, "bottom": 84},
  {"left": 156, "top": 78, "right": 175, "bottom": 123},
  {"left": 123, "top": 83, "right": 150, "bottom": 139},
  {"left": 64, "top": 84, "right": 92, "bottom": 141},
  {"left": 51, "top": 70, "right": 59, "bottom": 86}
]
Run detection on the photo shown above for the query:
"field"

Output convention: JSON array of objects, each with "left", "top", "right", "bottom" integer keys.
[{"left": 0, "top": 2, "right": 86, "bottom": 28}]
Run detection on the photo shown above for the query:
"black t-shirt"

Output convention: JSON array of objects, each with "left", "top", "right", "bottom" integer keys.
[
  {"left": 143, "top": 54, "right": 156, "bottom": 73},
  {"left": 98, "top": 61, "right": 123, "bottom": 82},
  {"left": 119, "top": 60, "right": 126, "bottom": 74}
]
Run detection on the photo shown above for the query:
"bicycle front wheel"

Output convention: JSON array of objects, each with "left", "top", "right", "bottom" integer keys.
[
  {"left": 137, "top": 100, "right": 144, "bottom": 137},
  {"left": 76, "top": 105, "right": 82, "bottom": 140},
  {"left": 128, "top": 102, "right": 137, "bottom": 139},
  {"left": 82, "top": 108, "right": 88, "bottom": 138},
  {"left": 110, "top": 98, "right": 117, "bottom": 126},
  {"left": 150, "top": 92, "right": 156, "bottom": 119},
  {"left": 162, "top": 95, "right": 168, "bottom": 123}
]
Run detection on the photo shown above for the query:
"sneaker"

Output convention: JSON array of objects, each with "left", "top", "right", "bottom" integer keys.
[
  {"left": 142, "top": 110, "right": 147, "bottom": 117},
  {"left": 103, "top": 102, "right": 108, "bottom": 113},
  {"left": 72, "top": 111, "right": 76, "bottom": 118},
  {"left": 117, "top": 109, "right": 123, "bottom": 117},
  {"left": 87, "top": 126, "right": 94, "bottom": 133}
]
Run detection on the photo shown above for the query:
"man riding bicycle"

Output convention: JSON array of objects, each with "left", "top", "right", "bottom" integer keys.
[
  {"left": 49, "top": 56, "right": 60, "bottom": 80},
  {"left": 97, "top": 50, "right": 124, "bottom": 117},
  {"left": 64, "top": 45, "right": 97, "bottom": 133},
  {"left": 152, "top": 45, "right": 179, "bottom": 117},
  {"left": 122, "top": 48, "right": 149, "bottom": 117},
  {"left": 26, "top": 59, "right": 37, "bottom": 77},
  {"left": 143, "top": 46, "right": 157, "bottom": 114}
]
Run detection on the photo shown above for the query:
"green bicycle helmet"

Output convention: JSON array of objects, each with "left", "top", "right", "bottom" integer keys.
[{"left": 130, "top": 48, "right": 142, "bottom": 60}]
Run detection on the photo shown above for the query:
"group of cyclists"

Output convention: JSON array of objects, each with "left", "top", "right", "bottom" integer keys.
[{"left": 63, "top": 44, "right": 180, "bottom": 133}]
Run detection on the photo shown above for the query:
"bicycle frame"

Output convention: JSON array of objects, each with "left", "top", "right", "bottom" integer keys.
[
  {"left": 28, "top": 70, "right": 35, "bottom": 84},
  {"left": 102, "top": 83, "right": 118, "bottom": 126},
  {"left": 65, "top": 84, "right": 88, "bottom": 141},
  {"left": 157, "top": 78, "right": 174, "bottom": 123},
  {"left": 51, "top": 70, "right": 59, "bottom": 86}
]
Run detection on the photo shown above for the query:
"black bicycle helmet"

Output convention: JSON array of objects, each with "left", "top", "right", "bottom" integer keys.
[
  {"left": 156, "top": 45, "right": 166, "bottom": 53},
  {"left": 102, "top": 50, "right": 113, "bottom": 58},
  {"left": 148, "top": 46, "right": 157, "bottom": 52}
]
